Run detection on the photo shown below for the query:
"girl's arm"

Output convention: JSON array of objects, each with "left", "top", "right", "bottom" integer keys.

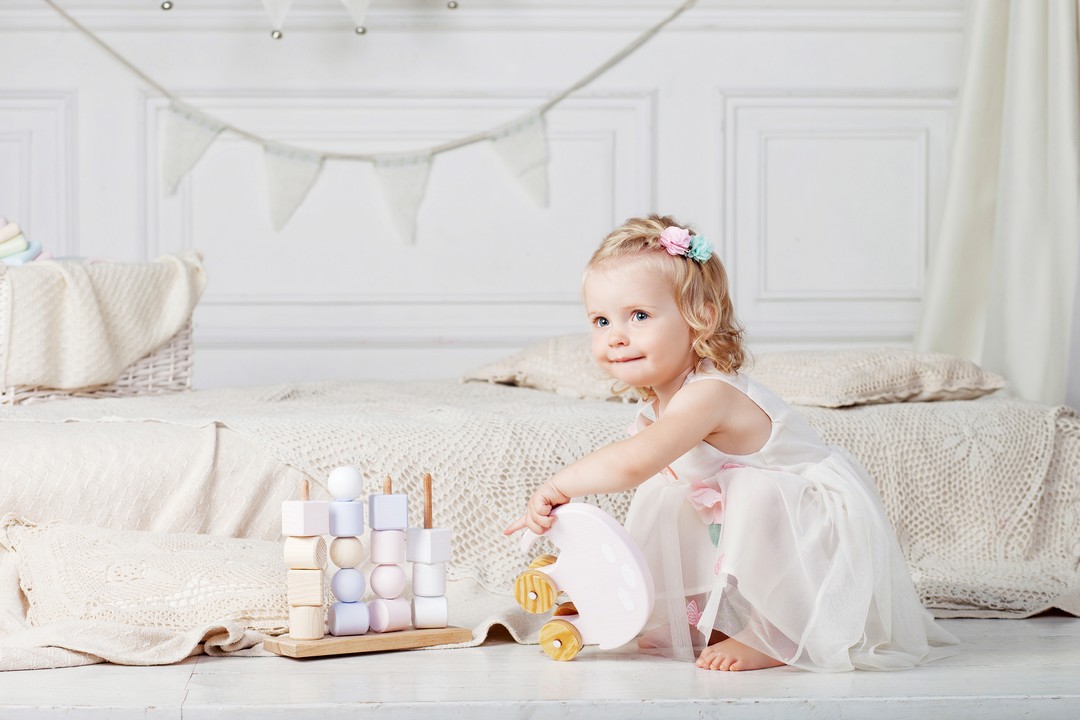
[{"left": 503, "top": 379, "right": 734, "bottom": 535}]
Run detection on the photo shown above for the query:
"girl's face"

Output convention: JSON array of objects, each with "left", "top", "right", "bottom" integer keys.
[{"left": 584, "top": 255, "right": 698, "bottom": 395}]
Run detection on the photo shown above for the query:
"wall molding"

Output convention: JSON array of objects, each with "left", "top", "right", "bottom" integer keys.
[{"left": 3, "top": 1, "right": 965, "bottom": 33}]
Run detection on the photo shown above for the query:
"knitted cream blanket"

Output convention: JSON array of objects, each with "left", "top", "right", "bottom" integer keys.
[{"left": 0, "top": 252, "right": 205, "bottom": 389}]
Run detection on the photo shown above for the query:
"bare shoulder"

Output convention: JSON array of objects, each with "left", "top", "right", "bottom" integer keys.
[{"left": 669, "top": 376, "right": 772, "bottom": 446}]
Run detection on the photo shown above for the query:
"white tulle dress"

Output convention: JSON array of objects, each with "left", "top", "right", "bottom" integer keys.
[{"left": 624, "top": 363, "right": 959, "bottom": 671}]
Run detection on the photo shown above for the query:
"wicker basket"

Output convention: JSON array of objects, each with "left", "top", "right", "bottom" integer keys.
[{"left": 1, "top": 320, "right": 194, "bottom": 406}]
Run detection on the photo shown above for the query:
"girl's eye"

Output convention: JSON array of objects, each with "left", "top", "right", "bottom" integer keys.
[
  {"left": 633, "top": 311, "right": 649, "bottom": 321},
  {"left": 594, "top": 317, "right": 609, "bottom": 328}
]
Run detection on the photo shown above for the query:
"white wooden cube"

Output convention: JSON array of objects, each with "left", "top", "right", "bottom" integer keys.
[
  {"left": 287, "top": 569, "right": 323, "bottom": 607},
  {"left": 406, "top": 527, "right": 452, "bottom": 564},
  {"left": 281, "top": 500, "right": 329, "bottom": 537},
  {"left": 329, "top": 536, "right": 364, "bottom": 569},
  {"left": 289, "top": 605, "right": 324, "bottom": 640},
  {"left": 370, "top": 563, "right": 407, "bottom": 600},
  {"left": 330, "top": 567, "right": 366, "bottom": 603},
  {"left": 329, "top": 500, "right": 365, "bottom": 537},
  {"left": 328, "top": 601, "right": 369, "bottom": 636},
  {"left": 412, "top": 562, "right": 446, "bottom": 597},
  {"left": 368, "top": 598, "right": 411, "bottom": 633},
  {"left": 412, "top": 595, "right": 448, "bottom": 629},
  {"left": 368, "top": 493, "right": 408, "bottom": 530},
  {"left": 283, "top": 535, "right": 327, "bottom": 570},
  {"left": 327, "top": 466, "right": 364, "bottom": 501},
  {"left": 369, "top": 530, "right": 405, "bottom": 565}
]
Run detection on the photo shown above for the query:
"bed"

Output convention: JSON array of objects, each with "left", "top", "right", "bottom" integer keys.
[{"left": 0, "top": 329, "right": 1078, "bottom": 670}]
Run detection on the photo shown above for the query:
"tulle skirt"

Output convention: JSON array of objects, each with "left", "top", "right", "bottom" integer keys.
[{"left": 624, "top": 450, "right": 959, "bottom": 671}]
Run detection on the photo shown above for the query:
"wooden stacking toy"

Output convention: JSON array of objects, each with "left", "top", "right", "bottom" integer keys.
[
  {"left": 513, "top": 503, "right": 655, "bottom": 661},
  {"left": 326, "top": 466, "right": 369, "bottom": 636},
  {"left": 283, "top": 479, "right": 328, "bottom": 640},
  {"left": 265, "top": 469, "right": 472, "bottom": 659},
  {"left": 406, "top": 473, "right": 451, "bottom": 629}
]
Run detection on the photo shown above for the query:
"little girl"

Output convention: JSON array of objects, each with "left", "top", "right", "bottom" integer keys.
[{"left": 505, "top": 213, "right": 958, "bottom": 672}]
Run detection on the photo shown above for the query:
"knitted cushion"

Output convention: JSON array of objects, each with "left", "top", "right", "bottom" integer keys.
[{"left": 463, "top": 335, "right": 1005, "bottom": 408}]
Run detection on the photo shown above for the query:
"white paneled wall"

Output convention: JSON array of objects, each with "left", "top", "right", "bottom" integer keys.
[{"left": 0, "top": 0, "right": 964, "bottom": 387}]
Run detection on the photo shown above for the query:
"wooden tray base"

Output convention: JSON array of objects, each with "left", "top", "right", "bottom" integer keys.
[{"left": 264, "top": 626, "right": 473, "bottom": 659}]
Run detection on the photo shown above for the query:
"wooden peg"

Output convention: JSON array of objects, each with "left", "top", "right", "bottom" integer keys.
[
  {"left": 423, "top": 473, "right": 433, "bottom": 529},
  {"left": 383, "top": 476, "right": 393, "bottom": 495},
  {"left": 300, "top": 478, "right": 310, "bottom": 501}
]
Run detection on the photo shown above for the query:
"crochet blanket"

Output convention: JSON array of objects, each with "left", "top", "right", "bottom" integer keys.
[
  {"left": 0, "top": 381, "right": 1077, "bottom": 670},
  {"left": 0, "top": 252, "right": 205, "bottom": 389}
]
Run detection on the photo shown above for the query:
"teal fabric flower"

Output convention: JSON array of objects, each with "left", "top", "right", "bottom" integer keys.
[{"left": 687, "top": 234, "right": 712, "bottom": 263}]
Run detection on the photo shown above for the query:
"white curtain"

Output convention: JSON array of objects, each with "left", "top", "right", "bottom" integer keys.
[{"left": 916, "top": 0, "right": 1080, "bottom": 406}]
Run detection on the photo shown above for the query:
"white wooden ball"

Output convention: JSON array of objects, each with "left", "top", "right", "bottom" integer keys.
[
  {"left": 328, "top": 466, "right": 364, "bottom": 501},
  {"left": 331, "top": 567, "right": 366, "bottom": 603},
  {"left": 330, "top": 536, "right": 364, "bottom": 568}
]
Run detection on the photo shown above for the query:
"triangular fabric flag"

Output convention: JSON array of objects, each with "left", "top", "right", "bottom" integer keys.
[
  {"left": 263, "top": 144, "right": 325, "bottom": 231},
  {"left": 160, "top": 103, "right": 225, "bottom": 196},
  {"left": 261, "top": 0, "right": 294, "bottom": 30},
  {"left": 373, "top": 153, "right": 433, "bottom": 244},
  {"left": 340, "top": 0, "right": 372, "bottom": 27},
  {"left": 489, "top": 111, "right": 550, "bottom": 207}
]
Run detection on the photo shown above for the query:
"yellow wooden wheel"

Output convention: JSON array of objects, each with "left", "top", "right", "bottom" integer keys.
[
  {"left": 539, "top": 619, "right": 583, "bottom": 661},
  {"left": 528, "top": 554, "right": 558, "bottom": 570},
  {"left": 553, "top": 601, "right": 578, "bottom": 617},
  {"left": 513, "top": 569, "right": 557, "bottom": 614}
]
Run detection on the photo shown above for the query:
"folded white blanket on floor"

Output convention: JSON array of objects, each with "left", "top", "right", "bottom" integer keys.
[{"left": 0, "top": 251, "right": 205, "bottom": 389}]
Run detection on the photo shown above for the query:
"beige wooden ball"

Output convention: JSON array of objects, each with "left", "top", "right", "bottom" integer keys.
[{"left": 330, "top": 536, "right": 364, "bottom": 568}]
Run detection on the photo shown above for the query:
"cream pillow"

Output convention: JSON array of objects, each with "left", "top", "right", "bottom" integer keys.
[
  {"left": 746, "top": 347, "right": 1005, "bottom": 408},
  {"left": 463, "top": 335, "right": 1005, "bottom": 408},
  {"left": 462, "top": 333, "right": 630, "bottom": 402},
  {"left": 5, "top": 519, "right": 287, "bottom": 632}
]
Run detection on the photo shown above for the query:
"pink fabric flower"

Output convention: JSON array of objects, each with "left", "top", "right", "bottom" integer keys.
[
  {"left": 687, "top": 463, "right": 741, "bottom": 525},
  {"left": 658, "top": 226, "right": 691, "bottom": 256}
]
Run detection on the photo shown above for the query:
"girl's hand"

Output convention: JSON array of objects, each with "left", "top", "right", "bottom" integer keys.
[{"left": 503, "top": 481, "right": 571, "bottom": 536}]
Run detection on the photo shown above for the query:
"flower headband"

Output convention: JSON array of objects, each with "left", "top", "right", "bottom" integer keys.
[{"left": 658, "top": 225, "right": 712, "bottom": 263}]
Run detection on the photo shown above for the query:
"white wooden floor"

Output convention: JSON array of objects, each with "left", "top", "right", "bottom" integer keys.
[{"left": 0, "top": 616, "right": 1077, "bottom": 719}]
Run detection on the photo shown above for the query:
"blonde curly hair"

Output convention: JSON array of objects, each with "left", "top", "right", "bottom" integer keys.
[{"left": 586, "top": 213, "right": 746, "bottom": 400}]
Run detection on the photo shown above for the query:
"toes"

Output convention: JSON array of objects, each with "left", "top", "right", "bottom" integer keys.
[{"left": 729, "top": 659, "right": 743, "bottom": 671}]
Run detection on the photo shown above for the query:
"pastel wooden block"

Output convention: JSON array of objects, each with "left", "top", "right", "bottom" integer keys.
[
  {"left": 330, "top": 567, "right": 366, "bottom": 603},
  {"left": 288, "top": 605, "right": 324, "bottom": 640},
  {"left": 329, "top": 536, "right": 364, "bottom": 568},
  {"left": 368, "top": 598, "right": 411, "bottom": 633},
  {"left": 327, "top": 466, "right": 364, "bottom": 501},
  {"left": 406, "top": 527, "right": 452, "bottom": 564},
  {"left": 328, "top": 601, "right": 370, "bottom": 636},
  {"left": 287, "top": 568, "right": 324, "bottom": 607},
  {"left": 412, "top": 595, "right": 449, "bottom": 629},
  {"left": 329, "top": 500, "right": 365, "bottom": 537},
  {"left": 370, "top": 563, "right": 407, "bottom": 600},
  {"left": 281, "top": 500, "right": 329, "bottom": 537},
  {"left": 368, "top": 493, "right": 408, "bottom": 530},
  {"left": 412, "top": 562, "right": 446, "bottom": 597},
  {"left": 283, "top": 536, "right": 327, "bottom": 570},
  {"left": 369, "top": 530, "right": 405, "bottom": 564}
]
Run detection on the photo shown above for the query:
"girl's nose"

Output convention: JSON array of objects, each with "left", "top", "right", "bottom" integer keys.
[{"left": 608, "top": 327, "right": 628, "bottom": 346}]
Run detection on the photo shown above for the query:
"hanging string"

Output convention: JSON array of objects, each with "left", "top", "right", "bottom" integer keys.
[{"left": 42, "top": 0, "right": 698, "bottom": 162}]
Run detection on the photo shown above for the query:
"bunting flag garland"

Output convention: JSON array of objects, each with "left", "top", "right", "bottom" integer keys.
[
  {"left": 43, "top": 0, "right": 698, "bottom": 242},
  {"left": 260, "top": 0, "right": 294, "bottom": 31},
  {"left": 263, "top": 144, "right": 325, "bottom": 231},
  {"left": 489, "top": 111, "right": 550, "bottom": 208},
  {"left": 373, "top": 153, "right": 433, "bottom": 244},
  {"left": 339, "top": 0, "right": 372, "bottom": 29},
  {"left": 160, "top": 103, "right": 226, "bottom": 196}
]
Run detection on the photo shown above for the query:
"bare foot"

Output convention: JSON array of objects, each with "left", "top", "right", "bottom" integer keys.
[{"left": 695, "top": 637, "right": 785, "bottom": 671}]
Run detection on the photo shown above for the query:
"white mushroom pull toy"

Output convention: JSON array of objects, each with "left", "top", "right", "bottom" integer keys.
[{"left": 513, "top": 503, "right": 655, "bottom": 661}]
